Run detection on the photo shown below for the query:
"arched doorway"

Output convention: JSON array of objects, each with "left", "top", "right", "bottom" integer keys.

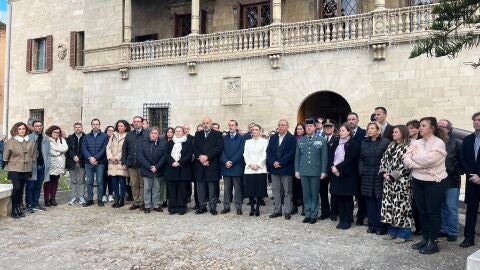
[{"left": 297, "top": 91, "right": 352, "bottom": 125}]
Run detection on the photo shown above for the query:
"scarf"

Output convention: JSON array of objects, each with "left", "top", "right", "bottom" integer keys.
[
  {"left": 13, "top": 135, "right": 29, "bottom": 142},
  {"left": 333, "top": 136, "right": 350, "bottom": 166},
  {"left": 171, "top": 135, "right": 187, "bottom": 162}
]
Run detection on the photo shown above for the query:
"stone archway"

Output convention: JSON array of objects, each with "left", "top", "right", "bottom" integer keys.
[{"left": 297, "top": 91, "right": 352, "bottom": 125}]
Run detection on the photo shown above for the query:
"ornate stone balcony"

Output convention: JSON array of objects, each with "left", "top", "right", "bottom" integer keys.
[{"left": 97, "top": 4, "right": 477, "bottom": 76}]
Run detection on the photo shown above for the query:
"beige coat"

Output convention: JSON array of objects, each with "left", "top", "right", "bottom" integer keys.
[
  {"left": 3, "top": 136, "right": 35, "bottom": 173},
  {"left": 106, "top": 132, "right": 129, "bottom": 177}
]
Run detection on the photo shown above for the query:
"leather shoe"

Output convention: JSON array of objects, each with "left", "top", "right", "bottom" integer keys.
[
  {"left": 236, "top": 209, "right": 243, "bottom": 215},
  {"left": 447, "top": 235, "right": 457, "bottom": 242},
  {"left": 330, "top": 216, "right": 337, "bottom": 221},
  {"left": 411, "top": 238, "right": 428, "bottom": 250},
  {"left": 460, "top": 238, "right": 475, "bottom": 248},
  {"left": 195, "top": 207, "right": 207, "bottom": 214},
  {"left": 269, "top": 212, "right": 282, "bottom": 218},
  {"left": 341, "top": 223, "right": 351, "bottom": 230},
  {"left": 375, "top": 230, "right": 386, "bottom": 236},
  {"left": 83, "top": 200, "right": 94, "bottom": 207},
  {"left": 318, "top": 215, "right": 329, "bottom": 220},
  {"left": 302, "top": 217, "right": 311, "bottom": 223},
  {"left": 192, "top": 204, "right": 199, "bottom": 210},
  {"left": 153, "top": 207, "right": 163, "bottom": 212},
  {"left": 367, "top": 228, "right": 376, "bottom": 234},
  {"left": 97, "top": 201, "right": 104, "bottom": 207},
  {"left": 285, "top": 214, "right": 291, "bottom": 220},
  {"left": 309, "top": 218, "right": 317, "bottom": 224},
  {"left": 419, "top": 240, "right": 439, "bottom": 255},
  {"left": 210, "top": 210, "right": 218, "bottom": 215},
  {"left": 129, "top": 205, "right": 140, "bottom": 210},
  {"left": 144, "top": 209, "right": 150, "bottom": 214},
  {"left": 221, "top": 209, "right": 230, "bottom": 214}
]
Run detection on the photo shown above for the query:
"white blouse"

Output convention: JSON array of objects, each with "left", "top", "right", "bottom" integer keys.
[{"left": 243, "top": 137, "right": 268, "bottom": 174}]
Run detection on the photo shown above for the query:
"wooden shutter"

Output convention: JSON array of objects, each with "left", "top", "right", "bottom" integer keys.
[
  {"left": 70, "top": 31, "right": 77, "bottom": 68},
  {"left": 26, "top": 39, "right": 33, "bottom": 72},
  {"left": 46, "top": 35, "right": 53, "bottom": 71},
  {"left": 201, "top": 10, "right": 207, "bottom": 34}
]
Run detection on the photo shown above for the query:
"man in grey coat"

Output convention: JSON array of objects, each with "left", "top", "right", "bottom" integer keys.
[
  {"left": 294, "top": 118, "right": 328, "bottom": 224},
  {"left": 26, "top": 120, "right": 51, "bottom": 212}
]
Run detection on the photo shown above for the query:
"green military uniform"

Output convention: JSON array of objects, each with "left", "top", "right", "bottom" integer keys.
[{"left": 294, "top": 134, "right": 328, "bottom": 220}]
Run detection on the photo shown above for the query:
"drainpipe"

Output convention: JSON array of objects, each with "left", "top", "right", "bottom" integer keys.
[{"left": 3, "top": 2, "right": 12, "bottom": 136}]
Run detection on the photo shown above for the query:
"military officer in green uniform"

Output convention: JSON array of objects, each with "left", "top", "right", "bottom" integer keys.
[{"left": 295, "top": 118, "right": 328, "bottom": 224}]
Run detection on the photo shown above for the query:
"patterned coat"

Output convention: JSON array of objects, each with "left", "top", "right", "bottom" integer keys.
[{"left": 379, "top": 142, "right": 414, "bottom": 228}]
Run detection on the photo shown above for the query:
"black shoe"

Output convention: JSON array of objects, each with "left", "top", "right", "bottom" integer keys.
[
  {"left": 221, "top": 209, "right": 230, "bottom": 214},
  {"left": 247, "top": 201, "right": 252, "bottom": 206},
  {"left": 413, "top": 229, "right": 423, "bottom": 236},
  {"left": 269, "top": 212, "right": 282, "bottom": 218},
  {"left": 116, "top": 198, "right": 124, "bottom": 208},
  {"left": 255, "top": 209, "right": 260, "bottom": 216},
  {"left": 210, "top": 210, "right": 218, "bottom": 215},
  {"left": 447, "top": 235, "right": 457, "bottom": 242},
  {"left": 341, "top": 223, "right": 351, "bottom": 230},
  {"left": 10, "top": 208, "right": 21, "bottom": 219},
  {"left": 419, "top": 240, "right": 439, "bottom": 255},
  {"left": 178, "top": 210, "right": 186, "bottom": 215},
  {"left": 460, "top": 238, "right": 475, "bottom": 248},
  {"left": 291, "top": 206, "right": 298, "bottom": 215},
  {"left": 112, "top": 198, "right": 119, "bottom": 208},
  {"left": 144, "top": 209, "right": 151, "bottom": 214},
  {"left": 97, "top": 201, "right": 104, "bottom": 207},
  {"left": 336, "top": 223, "right": 342, "bottom": 229},
  {"left": 318, "top": 215, "right": 330, "bottom": 220},
  {"left": 83, "top": 200, "right": 94, "bottom": 207},
  {"left": 129, "top": 204, "right": 140, "bottom": 210},
  {"left": 302, "top": 217, "right": 311, "bottom": 223},
  {"left": 195, "top": 207, "right": 207, "bottom": 215},
  {"left": 153, "top": 207, "right": 163, "bottom": 212},
  {"left": 438, "top": 232, "right": 448, "bottom": 238},
  {"left": 16, "top": 207, "right": 25, "bottom": 218},
  {"left": 192, "top": 204, "right": 199, "bottom": 210},
  {"left": 367, "top": 228, "right": 376, "bottom": 234},
  {"left": 301, "top": 208, "right": 305, "bottom": 216},
  {"left": 285, "top": 214, "right": 291, "bottom": 220},
  {"left": 26, "top": 207, "right": 35, "bottom": 214},
  {"left": 45, "top": 199, "right": 51, "bottom": 207},
  {"left": 309, "top": 218, "right": 317, "bottom": 224},
  {"left": 259, "top": 199, "right": 266, "bottom": 206},
  {"left": 356, "top": 220, "right": 364, "bottom": 226},
  {"left": 50, "top": 199, "right": 58, "bottom": 207},
  {"left": 375, "top": 230, "right": 386, "bottom": 236},
  {"left": 237, "top": 209, "right": 243, "bottom": 215},
  {"left": 249, "top": 209, "right": 255, "bottom": 216},
  {"left": 217, "top": 199, "right": 221, "bottom": 203},
  {"left": 161, "top": 201, "right": 168, "bottom": 208},
  {"left": 330, "top": 216, "right": 337, "bottom": 222},
  {"left": 412, "top": 238, "right": 428, "bottom": 250}
]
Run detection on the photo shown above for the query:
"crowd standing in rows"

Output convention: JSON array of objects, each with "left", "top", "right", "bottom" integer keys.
[{"left": 3, "top": 108, "right": 480, "bottom": 256}]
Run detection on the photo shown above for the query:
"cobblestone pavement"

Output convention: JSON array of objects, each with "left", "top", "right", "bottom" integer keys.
[{"left": 0, "top": 191, "right": 476, "bottom": 270}]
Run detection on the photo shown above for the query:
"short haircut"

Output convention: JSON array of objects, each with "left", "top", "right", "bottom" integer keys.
[
  {"left": 133, "top": 116, "right": 143, "bottom": 121},
  {"left": 374, "top": 107, "right": 387, "bottom": 114},
  {"left": 32, "top": 120, "right": 43, "bottom": 127},
  {"left": 472, "top": 112, "right": 480, "bottom": 120},
  {"left": 73, "top": 122, "right": 82, "bottom": 127},
  {"left": 278, "top": 119, "right": 289, "bottom": 127},
  {"left": 10, "top": 122, "right": 29, "bottom": 136},
  {"left": 150, "top": 126, "right": 160, "bottom": 133},
  {"left": 212, "top": 122, "right": 220, "bottom": 127},
  {"left": 339, "top": 122, "right": 352, "bottom": 135},
  {"left": 91, "top": 118, "right": 101, "bottom": 125},
  {"left": 229, "top": 120, "right": 238, "bottom": 126},
  {"left": 142, "top": 119, "right": 149, "bottom": 124},
  {"left": 347, "top": 112, "right": 359, "bottom": 119},
  {"left": 406, "top": 119, "right": 420, "bottom": 129}
]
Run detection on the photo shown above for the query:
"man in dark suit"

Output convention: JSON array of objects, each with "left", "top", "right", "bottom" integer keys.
[
  {"left": 460, "top": 112, "right": 480, "bottom": 248},
  {"left": 347, "top": 112, "right": 367, "bottom": 225},
  {"left": 319, "top": 119, "right": 339, "bottom": 221},
  {"left": 315, "top": 117, "right": 324, "bottom": 137},
  {"left": 267, "top": 119, "right": 297, "bottom": 220},
  {"left": 193, "top": 117, "right": 224, "bottom": 215},
  {"left": 374, "top": 107, "right": 393, "bottom": 141}
]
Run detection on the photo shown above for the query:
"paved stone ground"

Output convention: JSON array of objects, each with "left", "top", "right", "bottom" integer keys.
[{"left": 0, "top": 190, "right": 477, "bottom": 270}]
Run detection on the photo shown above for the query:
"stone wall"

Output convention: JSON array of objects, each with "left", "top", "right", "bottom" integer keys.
[{"left": 79, "top": 44, "right": 480, "bottom": 134}]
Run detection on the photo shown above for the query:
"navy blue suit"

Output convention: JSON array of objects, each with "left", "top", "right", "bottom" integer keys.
[
  {"left": 266, "top": 132, "right": 297, "bottom": 175},
  {"left": 352, "top": 127, "right": 366, "bottom": 144},
  {"left": 461, "top": 132, "right": 480, "bottom": 241},
  {"left": 221, "top": 133, "right": 245, "bottom": 177}
]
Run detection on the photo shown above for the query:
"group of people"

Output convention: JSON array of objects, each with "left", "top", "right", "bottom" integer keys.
[{"left": 2, "top": 107, "right": 480, "bottom": 256}]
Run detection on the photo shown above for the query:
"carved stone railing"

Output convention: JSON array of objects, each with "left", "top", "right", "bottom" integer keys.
[{"left": 113, "top": 3, "right": 472, "bottom": 71}]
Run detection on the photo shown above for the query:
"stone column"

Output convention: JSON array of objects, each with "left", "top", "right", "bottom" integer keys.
[
  {"left": 374, "top": 0, "right": 385, "bottom": 10},
  {"left": 123, "top": 0, "right": 132, "bottom": 42},
  {"left": 272, "top": 0, "right": 282, "bottom": 24},
  {"left": 191, "top": 0, "right": 200, "bottom": 34}
]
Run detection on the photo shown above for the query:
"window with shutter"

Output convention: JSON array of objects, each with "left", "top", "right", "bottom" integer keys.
[
  {"left": 46, "top": 35, "right": 53, "bottom": 71},
  {"left": 26, "top": 39, "right": 33, "bottom": 72},
  {"left": 70, "top": 32, "right": 77, "bottom": 67}
]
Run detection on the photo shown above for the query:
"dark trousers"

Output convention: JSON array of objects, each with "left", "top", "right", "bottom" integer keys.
[
  {"left": 12, "top": 178, "right": 27, "bottom": 210},
  {"left": 412, "top": 197, "right": 423, "bottom": 232},
  {"left": 185, "top": 181, "right": 192, "bottom": 203},
  {"left": 103, "top": 174, "right": 113, "bottom": 196},
  {"left": 336, "top": 195, "right": 354, "bottom": 224},
  {"left": 43, "top": 175, "right": 60, "bottom": 202},
  {"left": 292, "top": 177, "right": 303, "bottom": 206},
  {"left": 355, "top": 194, "right": 367, "bottom": 223},
  {"left": 197, "top": 181, "right": 217, "bottom": 210},
  {"left": 464, "top": 181, "right": 480, "bottom": 241},
  {"left": 320, "top": 179, "right": 331, "bottom": 217},
  {"left": 25, "top": 165, "right": 45, "bottom": 208},
  {"left": 111, "top": 176, "right": 127, "bottom": 198},
  {"left": 194, "top": 180, "right": 199, "bottom": 206},
  {"left": 168, "top": 181, "right": 187, "bottom": 213},
  {"left": 366, "top": 196, "right": 385, "bottom": 232},
  {"left": 412, "top": 178, "right": 447, "bottom": 241}
]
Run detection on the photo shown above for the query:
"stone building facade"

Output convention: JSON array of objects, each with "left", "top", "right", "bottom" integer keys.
[{"left": 5, "top": 0, "right": 480, "bottom": 134}]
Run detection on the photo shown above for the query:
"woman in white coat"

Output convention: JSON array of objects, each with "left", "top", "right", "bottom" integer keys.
[
  {"left": 44, "top": 125, "right": 69, "bottom": 206},
  {"left": 243, "top": 124, "right": 269, "bottom": 216}
]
